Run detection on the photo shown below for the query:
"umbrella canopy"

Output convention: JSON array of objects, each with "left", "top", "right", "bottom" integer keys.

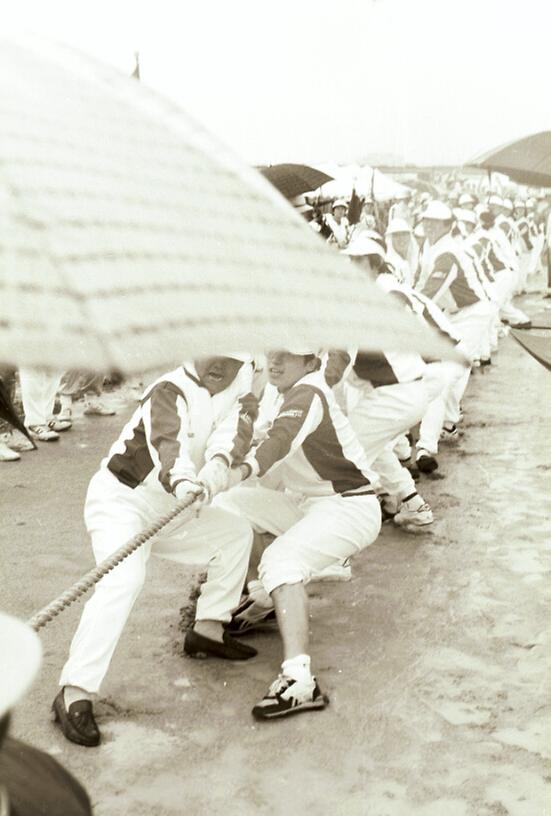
[
  {"left": 467, "top": 131, "right": 551, "bottom": 187},
  {"left": 0, "top": 380, "right": 36, "bottom": 446},
  {"left": 511, "top": 330, "right": 551, "bottom": 372},
  {"left": 311, "top": 164, "right": 412, "bottom": 203},
  {"left": 258, "top": 163, "right": 333, "bottom": 200},
  {"left": 0, "top": 37, "right": 459, "bottom": 373}
]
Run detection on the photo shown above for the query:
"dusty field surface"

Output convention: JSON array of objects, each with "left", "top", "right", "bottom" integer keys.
[{"left": 2, "top": 300, "right": 551, "bottom": 816}]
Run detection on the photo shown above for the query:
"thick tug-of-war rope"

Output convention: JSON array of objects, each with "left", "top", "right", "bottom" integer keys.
[{"left": 27, "top": 490, "right": 202, "bottom": 632}]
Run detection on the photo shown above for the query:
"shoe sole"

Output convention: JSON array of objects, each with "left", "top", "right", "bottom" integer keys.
[
  {"left": 227, "top": 621, "right": 279, "bottom": 637},
  {"left": 252, "top": 695, "right": 329, "bottom": 720},
  {"left": 394, "top": 517, "right": 433, "bottom": 527},
  {"left": 185, "top": 649, "right": 256, "bottom": 660}
]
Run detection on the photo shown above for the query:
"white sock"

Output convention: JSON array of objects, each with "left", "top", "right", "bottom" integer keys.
[
  {"left": 63, "top": 685, "right": 92, "bottom": 707},
  {"left": 403, "top": 494, "right": 424, "bottom": 510},
  {"left": 282, "top": 654, "right": 313, "bottom": 684}
]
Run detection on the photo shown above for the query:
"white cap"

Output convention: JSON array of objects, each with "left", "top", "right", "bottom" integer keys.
[
  {"left": 343, "top": 236, "right": 386, "bottom": 258},
  {"left": 394, "top": 189, "right": 411, "bottom": 200},
  {"left": 458, "top": 192, "right": 475, "bottom": 206},
  {"left": 526, "top": 197, "right": 536, "bottom": 208},
  {"left": 453, "top": 208, "right": 477, "bottom": 226},
  {"left": 226, "top": 353, "right": 254, "bottom": 363},
  {"left": 422, "top": 200, "right": 453, "bottom": 221},
  {"left": 332, "top": 198, "right": 348, "bottom": 210},
  {"left": 513, "top": 198, "right": 525, "bottom": 208},
  {"left": 0, "top": 612, "right": 42, "bottom": 718},
  {"left": 280, "top": 348, "right": 320, "bottom": 356},
  {"left": 296, "top": 203, "right": 313, "bottom": 215},
  {"left": 502, "top": 198, "right": 514, "bottom": 211},
  {"left": 488, "top": 194, "right": 504, "bottom": 207},
  {"left": 386, "top": 217, "right": 412, "bottom": 235}
]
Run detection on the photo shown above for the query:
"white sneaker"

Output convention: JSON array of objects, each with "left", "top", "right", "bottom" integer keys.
[
  {"left": 252, "top": 674, "right": 328, "bottom": 720},
  {"left": 28, "top": 424, "right": 60, "bottom": 442},
  {"left": 440, "top": 424, "right": 459, "bottom": 443},
  {"left": 0, "top": 440, "right": 20, "bottom": 461},
  {"left": 84, "top": 401, "right": 115, "bottom": 416},
  {"left": 6, "top": 432, "right": 35, "bottom": 452},
  {"left": 394, "top": 495, "right": 434, "bottom": 527}
]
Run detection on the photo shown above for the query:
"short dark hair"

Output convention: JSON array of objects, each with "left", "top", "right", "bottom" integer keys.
[{"left": 303, "top": 354, "right": 322, "bottom": 371}]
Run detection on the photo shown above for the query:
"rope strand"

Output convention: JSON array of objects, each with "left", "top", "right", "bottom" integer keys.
[{"left": 27, "top": 491, "right": 202, "bottom": 632}]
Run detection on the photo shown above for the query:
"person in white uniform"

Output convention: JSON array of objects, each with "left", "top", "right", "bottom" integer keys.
[
  {"left": 218, "top": 350, "right": 382, "bottom": 720},
  {"left": 53, "top": 355, "right": 257, "bottom": 747},
  {"left": 418, "top": 201, "right": 496, "bottom": 428},
  {"left": 385, "top": 217, "right": 419, "bottom": 288},
  {"left": 335, "top": 236, "right": 436, "bottom": 526}
]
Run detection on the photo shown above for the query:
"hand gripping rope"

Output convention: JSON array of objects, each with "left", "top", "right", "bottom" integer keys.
[{"left": 27, "top": 491, "right": 202, "bottom": 632}]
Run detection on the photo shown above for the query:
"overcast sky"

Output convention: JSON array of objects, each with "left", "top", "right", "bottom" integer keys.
[{"left": 6, "top": 0, "right": 551, "bottom": 166}]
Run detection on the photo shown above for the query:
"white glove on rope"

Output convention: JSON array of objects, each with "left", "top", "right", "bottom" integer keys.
[
  {"left": 226, "top": 463, "right": 252, "bottom": 491},
  {"left": 174, "top": 480, "right": 205, "bottom": 503},
  {"left": 197, "top": 457, "right": 230, "bottom": 501}
]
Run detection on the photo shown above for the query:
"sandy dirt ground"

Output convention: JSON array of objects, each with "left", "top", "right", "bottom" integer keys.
[{"left": 2, "top": 298, "right": 551, "bottom": 816}]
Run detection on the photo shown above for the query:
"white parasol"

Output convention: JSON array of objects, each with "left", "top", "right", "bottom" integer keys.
[{"left": 0, "top": 37, "right": 454, "bottom": 373}]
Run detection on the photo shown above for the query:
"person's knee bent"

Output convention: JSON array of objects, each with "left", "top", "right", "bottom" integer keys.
[{"left": 258, "top": 543, "right": 307, "bottom": 596}]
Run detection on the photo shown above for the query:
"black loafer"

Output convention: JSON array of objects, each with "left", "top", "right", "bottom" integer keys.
[
  {"left": 416, "top": 453, "right": 439, "bottom": 474},
  {"left": 184, "top": 629, "right": 257, "bottom": 660},
  {"left": 52, "top": 689, "right": 100, "bottom": 747}
]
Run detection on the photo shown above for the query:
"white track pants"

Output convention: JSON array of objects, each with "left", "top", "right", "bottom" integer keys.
[
  {"left": 493, "top": 270, "right": 530, "bottom": 324},
  {"left": 19, "top": 368, "right": 63, "bottom": 426},
  {"left": 219, "top": 486, "right": 381, "bottom": 594},
  {"left": 448, "top": 301, "right": 496, "bottom": 361},
  {"left": 347, "top": 380, "right": 429, "bottom": 500},
  {"left": 418, "top": 361, "right": 468, "bottom": 453},
  {"left": 59, "top": 469, "right": 253, "bottom": 693}
]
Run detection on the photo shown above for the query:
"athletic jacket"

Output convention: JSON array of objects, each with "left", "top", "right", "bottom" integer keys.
[
  {"left": 516, "top": 217, "right": 533, "bottom": 251},
  {"left": 491, "top": 221, "right": 519, "bottom": 273},
  {"left": 377, "top": 272, "right": 461, "bottom": 345},
  {"left": 104, "top": 364, "right": 255, "bottom": 495},
  {"left": 418, "top": 232, "right": 486, "bottom": 312},
  {"left": 245, "top": 371, "right": 375, "bottom": 498}
]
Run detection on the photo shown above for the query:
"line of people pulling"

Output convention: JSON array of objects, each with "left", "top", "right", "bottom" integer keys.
[{"left": 52, "top": 193, "right": 534, "bottom": 746}]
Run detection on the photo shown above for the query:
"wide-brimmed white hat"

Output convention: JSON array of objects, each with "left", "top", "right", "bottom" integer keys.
[
  {"left": 488, "top": 194, "right": 504, "bottom": 207},
  {"left": 502, "top": 198, "right": 514, "bottom": 211},
  {"left": 332, "top": 198, "right": 348, "bottom": 210},
  {"left": 342, "top": 236, "right": 386, "bottom": 258},
  {"left": 458, "top": 192, "right": 475, "bottom": 206},
  {"left": 386, "top": 217, "right": 412, "bottom": 235},
  {"left": 0, "top": 611, "right": 42, "bottom": 718},
  {"left": 422, "top": 201, "right": 453, "bottom": 221}
]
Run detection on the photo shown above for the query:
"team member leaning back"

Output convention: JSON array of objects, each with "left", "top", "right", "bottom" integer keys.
[
  {"left": 53, "top": 354, "right": 257, "bottom": 747},
  {"left": 217, "top": 349, "right": 382, "bottom": 720}
]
